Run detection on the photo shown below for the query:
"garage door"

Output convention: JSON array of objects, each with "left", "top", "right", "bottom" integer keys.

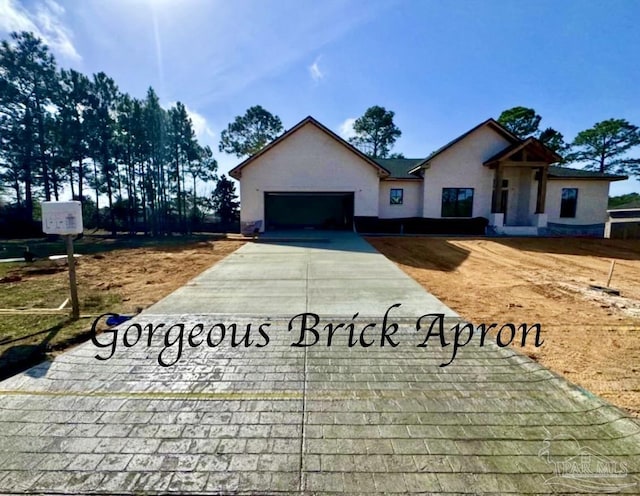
[{"left": 264, "top": 192, "right": 354, "bottom": 230}]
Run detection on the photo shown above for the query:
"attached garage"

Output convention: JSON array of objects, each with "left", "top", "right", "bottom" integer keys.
[
  {"left": 229, "top": 117, "right": 388, "bottom": 233},
  {"left": 264, "top": 192, "right": 354, "bottom": 230}
]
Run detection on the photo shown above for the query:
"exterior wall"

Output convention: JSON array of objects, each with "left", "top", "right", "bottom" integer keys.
[
  {"left": 378, "top": 180, "right": 423, "bottom": 218},
  {"left": 545, "top": 179, "right": 611, "bottom": 225},
  {"left": 237, "top": 124, "right": 381, "bottom": 230},
  {"left": 421, "top": 126, "right": 512, "bottom": 219},
  {"left": 236, "top": 118, "right": 615, "bottom": 236}
]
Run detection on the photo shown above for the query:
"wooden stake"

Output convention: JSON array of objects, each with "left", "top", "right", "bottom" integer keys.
[
  {"left": 66, "top": 235, "right": 80, "bottom": 320},
  {"left": 606, "top": 260, "right": 616, "bottom": 288}
]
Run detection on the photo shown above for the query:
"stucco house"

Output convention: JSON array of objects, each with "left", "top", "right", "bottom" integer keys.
[{"left": 229, "top": 116, "right": 627, "bottom": 236}]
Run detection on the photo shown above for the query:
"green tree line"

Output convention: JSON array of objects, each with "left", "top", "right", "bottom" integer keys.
[
  {"left": 343, "top": 105, "right": 640, "bottom": 179},
  {"left": 497, "top": 106, "right": 640, "bottom": 177},
  {"left": 0, "top": 31, "right": 227, "bottom": 236}
]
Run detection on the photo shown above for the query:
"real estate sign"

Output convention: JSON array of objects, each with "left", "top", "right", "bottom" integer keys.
[
  {"left": 41, "top": 201, "right": 83, "bottom": 319},
  {"left": 41, "top": 201, "right": 83, "bottom": 235}
]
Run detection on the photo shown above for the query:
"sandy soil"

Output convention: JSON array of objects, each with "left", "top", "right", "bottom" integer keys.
[
  {"left": 5, "top": 237, "right": 245, "bottom": 315},
  {"left": 76, "top": 238, "right": 246, "bottom": 313},
  {"left": 367, "top": 237, "right": 640, "bottom": 417}
]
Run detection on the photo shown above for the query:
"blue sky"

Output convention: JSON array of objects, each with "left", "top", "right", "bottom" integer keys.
[{"left": 2, "top": 0, "right": 639, "bottom": 195}]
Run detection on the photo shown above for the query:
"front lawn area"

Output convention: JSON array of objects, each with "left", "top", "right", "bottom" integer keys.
[{"left": 0, "top": 234, "right": 245, "bottom": 379}]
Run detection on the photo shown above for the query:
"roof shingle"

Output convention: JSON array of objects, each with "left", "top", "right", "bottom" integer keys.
[
  {"left": 373, "top": 158, "right": 424, "bottom": 179},
  {"left": 548, "top": 166, "right": 627, "bottom": 181}
]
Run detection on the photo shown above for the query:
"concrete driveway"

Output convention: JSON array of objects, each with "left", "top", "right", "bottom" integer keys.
[
  {"left": 147, "top": 231, "right": 455, "bottom": 318},
  {"left": 0, "top": 232, "right": 639, "bottom": 494}
]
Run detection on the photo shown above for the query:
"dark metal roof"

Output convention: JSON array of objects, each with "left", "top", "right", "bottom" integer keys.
[
  {"left": 373, "top": 158, "right": 424, "bottom": 179},
  {"left": 548, "top": 166, "right": 627, "bottom": 181}
]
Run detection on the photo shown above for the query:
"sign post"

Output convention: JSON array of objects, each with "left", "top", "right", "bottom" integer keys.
[
  {"left": 65, "top": 234, "right": 80, "bottom": 320},
  {"left": 41, "top": 201, "right": 83, "bottom": 320}
]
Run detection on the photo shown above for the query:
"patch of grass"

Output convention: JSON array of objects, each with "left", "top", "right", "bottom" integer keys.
[
  {"left": 0, "top": 315, "right": 100, "bottom": 381},
  {"left": 0, "top": 233, "right": 228, "bottom": 259},
  {"left": 0, "top": 314, "right": 119, "bottom": 380},
  {"left": 0, "top": 288, "right": 120, "bottom": 342},
  {"left": 0, "top": 315, "right": 64, "bottom": 344},
  {"left": 0, "top": 263, "right": 20, "bottom": 278},
  {"left": 0, "top": 269, "right": 68, "bottom": 310},
  {"left": 0, "top": 235, "right": 244, "bottom": 381},
  {"left": 0, "top": 263, "right": 123, "bottom": 380}
]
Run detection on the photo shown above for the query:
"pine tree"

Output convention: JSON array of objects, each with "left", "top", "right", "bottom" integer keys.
[{"left": 210, "top": 175, "right": 239, "bottom": 226}]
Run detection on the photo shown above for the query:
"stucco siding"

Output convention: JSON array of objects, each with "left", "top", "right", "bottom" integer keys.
[
  {"left": 545, "top": 180, "right": 611, "bottom": 225},
  {"left": 422, "top": 126, "right": 512, "bottom": 218},
  {"left": 234, "top": 117, "right": 616, "bottom": 235},
  {"left": 378, "top": 181, "right": 423, "bottom": 218},
  {"left": 238, "top": 124, "right": 381, "bottom": 229}
]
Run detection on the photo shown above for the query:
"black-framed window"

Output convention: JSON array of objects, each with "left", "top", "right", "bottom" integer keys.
[
  {"left": 560, "top": 188, "right": 578, "bottom": 218},
  {"left": 441, "top": 188, "right": 474, "bottom": 217},
  {"left": 390, "top": 188, "right": 403, "bottom": 205}
]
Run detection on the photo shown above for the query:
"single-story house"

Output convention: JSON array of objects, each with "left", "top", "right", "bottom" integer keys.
[
  {"left": 229, "top": 116, "right": 627, "bottom": 236},
  {"left": 605, "top": 200, "right": 640, "bottom": 239}
]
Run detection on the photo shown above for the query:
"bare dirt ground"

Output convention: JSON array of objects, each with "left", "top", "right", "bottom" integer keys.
[
  {"left": 367, "top": 237, "right": 640, "bottom": 417},
  {"left": 0, "top": 237, "right": 245, "bottom": 377},
  {"left": 3, "top": 237, "right": 246, "bottom": 315},
  {"left": 78, "top": 238, "right": 245, "bottom": 314}
]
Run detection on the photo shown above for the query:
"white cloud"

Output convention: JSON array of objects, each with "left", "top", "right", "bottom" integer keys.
[
  {"left": 165, "top": 100, "right": 216, "bottom": 143},
  {"left": 308, "top": 56, "right": 324, "bottom": 82},
  {"left": 0, "top": 0, "right": 80, "bottom": 61},
  {"left": 339, "top": 117, "right": 357, "bottom": 140},
  {"left": 185, "top": 105, "right": 216, "bottom": 141}
]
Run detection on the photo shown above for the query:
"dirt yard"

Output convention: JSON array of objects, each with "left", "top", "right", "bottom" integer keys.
[
  {"left": 76, "top": 238, "right": 245, "bottom": 313},
  {"left": 2, "top": 237, "right": 245, "bottom": 315},
  {"left": 0, "top": 236, "right": 245, "bottom": 377},
  {"left": 368, "top": 237, "right": 640, "bottom": 417}
]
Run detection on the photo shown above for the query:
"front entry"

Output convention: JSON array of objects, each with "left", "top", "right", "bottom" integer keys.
[{"left": 264, "top": 192, "right": 354, "bottom": 231}]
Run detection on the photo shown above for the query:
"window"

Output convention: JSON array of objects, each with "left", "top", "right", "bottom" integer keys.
[
  {"left": 390, "top": 188, "right": 403, "bottom": 205},
  {"left": 560, "top": 188, "right": 578, "bottom": 218},
  {"left": 441, "top": 188, "right": 474, "bottom": 217}
]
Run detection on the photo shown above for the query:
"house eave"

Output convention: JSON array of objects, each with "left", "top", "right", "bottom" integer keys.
[
  {"left": 547, "top": 175, "right": 628, "bottom": 182},
  {"left": 408, "top": 163, "right": 429, "bottom": 175},
  {"left": 483, "top": 137, "right": 563, "bottom": 167},
  {"left": 381, "top": 176, "right": 423, "bottom": 182}
]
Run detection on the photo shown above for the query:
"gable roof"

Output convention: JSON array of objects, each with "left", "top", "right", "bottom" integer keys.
[
  {"left": 483, "top": 137, "right": 563, "bottom": 166},
  {"left": 228, "top": 116, "right": 390, "bottom": 180},
  {"left": 547, "top": 166, "right": 627, "bottom": 181},
  {"left": 228, "top": 116, "right": 629, "bottom": 184},
  {"left": 373, "top": 158, "right": 424, "bottom": 179},
  {"left": 407, "top": 118, "right": 520, "bottom": 174}
]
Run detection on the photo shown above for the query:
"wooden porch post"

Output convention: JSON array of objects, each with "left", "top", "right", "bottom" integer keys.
[
  {"left": 491, "top": 163, "right": 503, "bottom": 213},
  {"left": 535, "top": 166, "right": 548, "bottom": 214}
]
